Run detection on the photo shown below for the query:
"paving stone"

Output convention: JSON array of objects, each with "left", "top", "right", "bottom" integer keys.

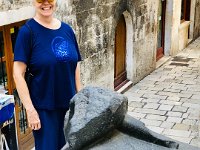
[
  {"left": 127, "top": 111, "right": 146, "bottom": 119},
  {"left": 181, "top": 80, "right": 197, "bottom": 85},
  {"left": 177, "top": 93, "right": 193, "bottom": 98},
  {"left": 146, "top": 126, "right": 164, "bottom": 134},
  {"left": 160, "top": 121, "right": 175, "bottom": 129},
  {"left": 163, "top": 88, "right": 181, "bottom": 93},
  {"left": 167, "top": 96, "right": 181, "bottom": 102},
  {"left": 163, "top": 129, "right": 191, "bottom": 138},
  {"left": 179, "top": 98, "right": 189, "bottom": 102},
  {"left": 181, "top": 74, "right": 198, "bottom": 79},
  {"left": 147, "top": 86, "right": 164, "bottom": 91},
  {"left": 170, "top": 84, "right": 188, "bottom": 91},
  {"left": 190, "top": 125, "right": 199, "bottom": 132},
  {"left": 128, "top": 101, "right": 145, "bottom": 108},
  {"left": 166, "top": 117, "right": 183, "bottom": 123},
  {"left": 172, "top": 106, "right": 188, "bottom": 113},
  {"left": 166, "top": 112, "right": 183, "bottom": 117},
  {"left": 127, "top": 97, "right": 144, "bottom": 102},
  {"left": 124, "top": 92, "right": 143, "bottom": 98},
  {"left": 145, "top": 114, "right": 166, "bottom": 121},
  {"left": 182, "top": 119, "right": 198, "bottom": 126},
  {"left": 187, "top": 108, "right": 200, "bottom": 114},
  {"left": 128, "top": 106, "right": 134, "bottom": 111},
  {"left": 173, "top": 123, "right": 190, "bottom": 131},
  {"left": 160, "top": 75, "right": 176, "bottom": 81},
  {"left": 157, "top": 91, "right": 178, "bottom": 97},
  {"left": 191, "top": 94, "right": 200, "bottom": 99},
  {"left": 186, "top": 85, "right": 200, "bottom": 89},
  {"left": 154, "top": 81, "right": 171, "bottom": 86},
  {"left": 126, "top": 86, "right": 142, "bottom": 93},
  {"left": 164, "top": 78, "right": 182, "bottom": 83},
  {"left": 143, "top": 103, "right": 160, "bottom": 109},
  {"left": 140, "top": 119, "right": 162, "bottom": 127},
  {"left": 182, "top": 113, "right": 189, "bottom": 118},
  {"left": 137, "top": 89, "right": 158, "bottom": 94},
  {"left": 134, "top": 108, "right": 167, "bottom": 115},
  {"left": 158, "top": 104, "right": 173, "bottom": 111},
  {"left": 166, "top": 136, "right": 192, "bottom": 144},
  {"left": 190, "top": 138, "right": 200, "bottom": 147},
  {"left": 188, "top": 112, "right": 200, "bottom": 120},
  {"left": 187, "top": 87, "right": 200, "bottom": 92},
  {"left": 136, "top": 82, "right": 156, "bottom": 87},
  {"left": 190, "top": 131, "right": 199, "bottom": 138},
  {"left": 182, "top": 102, "right": 200, "bottom": 109},
  {"left": 180, "top": 90, "right": 200, "bottom": 95},
  {"left": 142, "top": 93, "right": 167, "bottom": 99},
  {"left": 159, "top": 100, "right": 183, "bottom": 106},
  {"left": 142, "top": 98, "right": 160, "bottom": 103}
]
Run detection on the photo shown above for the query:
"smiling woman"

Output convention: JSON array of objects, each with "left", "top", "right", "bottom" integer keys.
[{"left": 13, "top": 0, "right": 82, "bottom": 150}]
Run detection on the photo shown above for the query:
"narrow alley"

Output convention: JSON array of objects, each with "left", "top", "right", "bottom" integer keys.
[{"left": 125, "top": 37, "right": 200, "bottom": 148}]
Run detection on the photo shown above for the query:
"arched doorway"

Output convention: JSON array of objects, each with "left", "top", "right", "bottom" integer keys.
[{"left": 114, "top": 15, "right": 127, "bottom": 90}]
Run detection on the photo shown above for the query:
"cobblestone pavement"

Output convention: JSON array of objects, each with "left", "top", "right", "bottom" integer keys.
[{"left": 124, "top": 37, "right": 200, "bottom": 148}]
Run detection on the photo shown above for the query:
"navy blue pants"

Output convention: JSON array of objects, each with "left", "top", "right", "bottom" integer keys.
[{"left": 32, "top": 109, "right": 67, "bottom": 150}]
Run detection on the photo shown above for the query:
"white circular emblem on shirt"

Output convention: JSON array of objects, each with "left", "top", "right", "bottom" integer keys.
[{"left": 51, "top": 36, "right": 71, "bottom": 62}]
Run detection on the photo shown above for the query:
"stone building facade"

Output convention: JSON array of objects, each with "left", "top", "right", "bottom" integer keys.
[
  {"left": 194, "top": 0, "right": 200, "bottom": 39},
  {"left": 1, "top": 0, "right": 200, "bottom": 88},
  {"left": 55, "top": 0, "right": 159, "bottom": 88},
  {"left": 0, "top": 0, "right": 200, "bottom": 149}
]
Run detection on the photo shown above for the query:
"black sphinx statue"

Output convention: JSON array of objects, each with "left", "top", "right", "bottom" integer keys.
[{"left": 62, "top": 87, "right": 199, "bottom": 150}]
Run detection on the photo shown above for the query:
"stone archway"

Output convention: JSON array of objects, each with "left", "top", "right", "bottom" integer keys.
[
  {"left": 114, "top": 10, "right": 135, "bottom": 90},
  {"left": 123, "top": 11, "right": 135, "bottom": 83}
]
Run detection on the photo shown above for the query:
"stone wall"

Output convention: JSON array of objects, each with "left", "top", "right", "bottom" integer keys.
[
  {"left": 1, "top": 0, "right": 200, "bottom": 89},
  {"left": 0, "top": 0, "right": 158, "bottom": 89},
  {"left": 194, "top": 0, "right": 200, "bottom": 39},
  {"left": 56, "top": 0, "right": 158, "bottom": 88},
  {"left": 0, "top": 0, "right": 34, "bottom": 26},
  {"left": 0, "top": 0, "right": 31, "bottom": 11},
  {"left": 127, "top": 0, "right": 158, "bottom": 83}
]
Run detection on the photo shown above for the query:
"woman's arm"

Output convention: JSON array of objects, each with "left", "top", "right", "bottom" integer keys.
[
  {"left": 13, "top": 61, "right": 41, "bottom": 130},
  {"left": 75, "top": 62, "right": 81, "bottom": 92}
]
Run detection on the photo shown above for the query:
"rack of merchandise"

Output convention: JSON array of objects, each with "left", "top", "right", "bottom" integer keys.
[{"left": 0, "top": 95, "right": 14, "bottom": 150}]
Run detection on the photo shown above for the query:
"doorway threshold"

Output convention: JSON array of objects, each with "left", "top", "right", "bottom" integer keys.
[
  {"left": 116, "top": 80, "right": 133, "bottom": 94},
  {"left": 156, "top": 56, "right": 171, "bottom": 69}
]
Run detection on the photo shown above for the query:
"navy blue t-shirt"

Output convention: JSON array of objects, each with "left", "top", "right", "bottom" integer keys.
[{"left": 14, "top": 19, "right": 81, "bottom": 110}]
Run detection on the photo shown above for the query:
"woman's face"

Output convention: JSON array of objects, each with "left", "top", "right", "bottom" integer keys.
[{"left": 33, "top": 0, "right": 56, "bottom": 18}]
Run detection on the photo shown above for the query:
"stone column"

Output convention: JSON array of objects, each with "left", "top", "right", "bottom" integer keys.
[{"left": 164, "top": 0, "right": 181, "bottom": 56}]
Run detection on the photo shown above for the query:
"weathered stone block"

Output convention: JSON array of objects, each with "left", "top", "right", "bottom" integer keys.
[
  {"left": 62, "top": 87, "right": 198, "bottom": 150},
  {"left": 63, "top": 86, "right": 128, "bottom": 150}
]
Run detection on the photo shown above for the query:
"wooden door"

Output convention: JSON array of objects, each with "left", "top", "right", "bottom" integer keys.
[
  {"left": 114, "top": 15, "right": 127, "bottom": 90},
  {"left": 156, "top": 0, "right": 166, "bottom": 61},
  {"left": 0, "top": 21, "right": 34, "bottom": 150}
]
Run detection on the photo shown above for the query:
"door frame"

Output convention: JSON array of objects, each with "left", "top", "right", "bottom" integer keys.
[
  {"left": 0, "top": 20, "right": 34, "bottom": 150},
  {"left": 156, "top": 0, "right": 166, "bottom": 61}
]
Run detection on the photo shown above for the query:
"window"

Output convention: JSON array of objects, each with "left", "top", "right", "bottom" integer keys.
[{"left": 181, "top": 0, "right": 191, "bottom": 22}]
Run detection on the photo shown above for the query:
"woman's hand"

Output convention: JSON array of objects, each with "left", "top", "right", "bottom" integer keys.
[
  {"left": 27, "top": 108, "right": 41, "bottom": 130},
  {"left": 13, "top": 61, "right": 41, "bottom": 130},
  {"left": 75, "top": 62, "right": 81, "bottom": 92}
]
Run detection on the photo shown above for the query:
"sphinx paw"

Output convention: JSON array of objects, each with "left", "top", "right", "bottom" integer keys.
[{"left": 165, "top": 141, "right": 179, "bottom": 149}]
